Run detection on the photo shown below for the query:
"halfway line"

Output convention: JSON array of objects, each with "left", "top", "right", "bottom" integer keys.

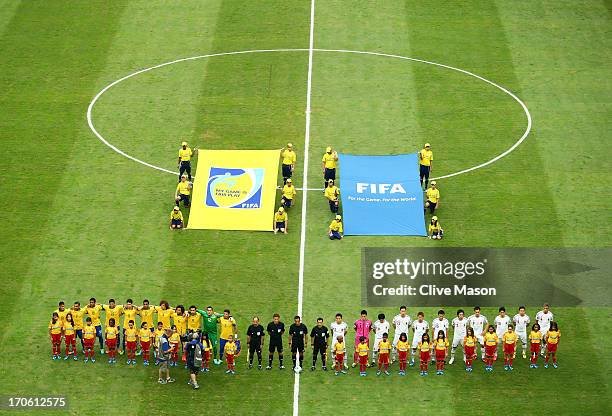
[{"left": 293, "top": 0, "right": 315, "bottom": 415}]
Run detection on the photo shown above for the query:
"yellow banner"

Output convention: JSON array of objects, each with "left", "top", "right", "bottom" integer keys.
[{"left": 187, "top": 149, "right": 280, "bottom": 231}]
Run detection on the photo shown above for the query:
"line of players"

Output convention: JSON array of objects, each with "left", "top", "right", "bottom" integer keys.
[{"left": 48, "top": 299, "right": 560, "bottom": 376}]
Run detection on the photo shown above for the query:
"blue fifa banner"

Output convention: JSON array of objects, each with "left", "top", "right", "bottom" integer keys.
[{"left": 337, "top": 154, "right": 427, "bottom": 236}]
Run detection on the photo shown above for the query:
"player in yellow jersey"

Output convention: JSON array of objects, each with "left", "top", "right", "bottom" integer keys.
[
  {"left": 328, "top": 215, "right": 343, "bottom": 240},
  {"left": 84, "top": 297, "right": 104, "bottom": 353},
  {"left": 175, "top": 175, "right": 192, "bottom": 208},
  {"left": 178, "top": 141, "right": 196, "bottom": 182},
  {"left": 396, "top": 333, "right": 410, "bottom": 376},
  {"left": 124, "top": 320, "right": 139, "bottom": 366},
  {"left": 464, "top": 328, "right": 477, "bottom": 372},
  {"left": 376, "top": 333, "right": 392, "bottom": 376},
  {"left": 186, "top": 305, "right": 203, "bottom": 334},
  {"left": 280, "top": 143, "right": 297, "bottom": 184},
  {"left": 173, "top": 305, "right": 188, "bottom": 364},
  {"left": 434, "top": 330, "right": 449, "bottom": 375},
  {"left": 54, "top": 301, "right": 68, "bottom": 324},
  {"left": 418, "top": 142, "right": 433, "bottom": 189},
  {"left": 274, "top": 206, "right": 288, "bottom": 234},
  {"left": 281, "top": 178, "right": 297, "bottom": 209},
  {"left": 418, "top": 333, "right": 431, "bottom": 376},
  {"left": 424, "top": 180, "right": 440, "bottom": 215},
  {"left": 321, "top": 146, "right": 338, "bottom": 189},
  {"left": 139, "top": 322, "right": 152, "bottom": 366},
  {"left": 69, "top": 301, "right": 86, "bottom": 353},
  {"left": 502, "top": 324, "right": 518, "bottom": 371},
  {"left": 170, "top": 206, "right": 184, "bottom": 230},
  {"left": 155, "top": 301, "right": 175, "bottom": 330},
  {"left": 356, "top": 336, "right": 370, "bottom": 376},
  {"left": 529, "top": 323, "right": 542, "bottom": 368},
  {"left": 219, "top": 310, "right": 237, "bottom": 362},
  {"left": 428, "top": 216, "right": 444, "bottom": 240},
  {"left": 102, "top": 299, "right": 124, "bottom": 353},
  {"left": 122, "top": 299, "right": 138, "bottom": 354},
  {"left": 137, "top": 299, "right": 156, "bottom": 335},
  {"left": 49, "top": 312, "right": 62, "bottom": 360},
  {"left": 63, "top": 313, "right": 77, "bottom": 361},
  {"left": 333, "top": 335, "right": 347, "bottom": 375},
  {"left": 82, "top": 317, "right": 97, "bottom": 363},
  {"left": 484, "top": 325, "right": 499, "bottom": 371},
  {"left": 545, "top": 321, "right": 560, "bottom": 369},
  {"left": 104, "top": 318, "right": 119, "bottom": 364},
  {"left": 224, "top": 334, "right": 239, "bottom": 374},
  {"left": 324, "top": 179, "right": 340, "bottom": 213}
]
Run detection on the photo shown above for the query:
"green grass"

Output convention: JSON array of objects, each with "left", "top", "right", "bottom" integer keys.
[{"left": 0, "top": 0, "right": 610, "bottom": 415}]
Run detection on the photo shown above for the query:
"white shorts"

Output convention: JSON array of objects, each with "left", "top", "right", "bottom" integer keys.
[
  {"left": 516, "top": 332, "right": 527, "bottom": 344},
  {"left": 373, "top": 337, "right": 383, "bottom": 351},
  {"left": 496, "top": 333, "right": 505, "bottom": 344},
  {"left": 475, "top": 334, "right": 485, "bottom": 346},
  {"left": 540, "top": 328, "right": 550, "bottom": 341},
  {"left": 452, "top": 336, "right": 465, "bottom": 349},
  {"left": 411, "top": 336, "right": 424, "bottom": 350}
]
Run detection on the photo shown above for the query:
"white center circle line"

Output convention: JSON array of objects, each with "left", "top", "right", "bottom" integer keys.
[{"left": 86, "top": 48, "right": 532, "bottom": 182}]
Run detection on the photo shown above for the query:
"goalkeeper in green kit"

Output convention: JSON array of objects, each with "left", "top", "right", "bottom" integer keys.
[{"left": 197, "top": 306, "right": 223, "bottom": 365}]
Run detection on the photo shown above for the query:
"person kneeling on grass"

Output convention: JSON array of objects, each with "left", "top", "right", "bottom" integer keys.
[
  {"left": 274, "top": 207, "right": 288, "bottom": 234},
  {"left": 175, "top": 175, "right": 192, "bottom": 208},
  {"left": 170, "top": 206, "right": 183, "bottom": 230},
  {"left": 328, "top": 215, "right": 343, "bottom": 240},
  {"left": 281, "top": 178, "right": 297, "bottom": 209},
  {"left": 428, "top": 216, "right": 443, "bottom": 240}
]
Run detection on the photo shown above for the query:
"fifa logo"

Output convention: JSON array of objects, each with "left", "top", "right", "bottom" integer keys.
[{"left": 356, "top": 183, "right": 407, "bottom": 194}]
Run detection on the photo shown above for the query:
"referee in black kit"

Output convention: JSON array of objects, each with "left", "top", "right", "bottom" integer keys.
[
  {"left": 289, "top": 316, "right": 308, "bottom": 373},
  {"left": 310, "top": 318, "right": 330, "bottom": 371},
  {"left": 266, "top": 313, "right": 285, "bottom": 370},
  {"left": 246, "top": 316, "right": 265, "bottom": 369}
]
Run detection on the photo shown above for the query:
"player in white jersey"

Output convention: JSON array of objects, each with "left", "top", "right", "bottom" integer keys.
[
  {"left": 410, "top": 312, "right": 429, "bottom": 366},
  {"left": 494, "top": 307, "right": 511, "bottom": 359},
  {"left": 513, "top": 306, "right": 530, "bottom": 359},
  {"left": 449, "top": 309, "right": 468, "bottom": 364},
  {"left": 467, "top": 306, "right": 488, "bottom": 360},
  {"left": 391, "top": 306, "right": 411, "bottom": 363},
  {"left": 330, "top": 313, "right": 348, "bottom": 367},
  {"left": 535, "top": 303, "right": 554, "bottom": 356},
  {"left": 430, "top": 309, "right": 449, "bottom": 362},
  {"left": 372, "top": 313, "right": 390, "bottom": 364}
]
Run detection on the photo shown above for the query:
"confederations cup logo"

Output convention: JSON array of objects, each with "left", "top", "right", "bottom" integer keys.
[{"left": 205, "top": 167, "right": 264, "bottom": 209}]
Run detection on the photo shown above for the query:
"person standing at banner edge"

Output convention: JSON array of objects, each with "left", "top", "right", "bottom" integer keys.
[
  {"left": 280, "top": 143, "right": 296, "bottom": 184},
  {"left": 325, "top": 179, "right": 340, "bottom": 213},
  {"left": 328, "top": 215, "right": 343, "bottom": 240},
  {"left": 178, "top": 141, "right": 197, "bottom": 182},
  {"left": 424, "top": 180, "right": 440, "bottom": 215},
  {"left": 322, "top": 146, "right": 338, "bottom": 189},
  {"left": 274, "top": 207, "right": 288, "bottom": 234},
  {"left": 418, "top": 143, "right": 433, "bottom": 190}
]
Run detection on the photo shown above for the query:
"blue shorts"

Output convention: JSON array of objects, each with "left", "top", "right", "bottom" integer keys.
[
  {"left": 177, "top": 194, "right": 190, "bottom": 206},
  {"left": 276, "top": 222, "right": 285, "bottom": 230},
  {"left": 171, "top": 218, "right": 183, "bottom": 227}
]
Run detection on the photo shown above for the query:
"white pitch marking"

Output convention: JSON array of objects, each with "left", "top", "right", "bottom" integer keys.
[
  {"left": 293, "top": 1, "right": 316, "bottom": 415},
  {"left": 87, "top": 48, "right": 531, "bottom": 182}
]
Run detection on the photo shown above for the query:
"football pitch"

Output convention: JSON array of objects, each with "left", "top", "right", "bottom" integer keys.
[{"left": 0, "top": 1, "right": 610, "bottom": 415}]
